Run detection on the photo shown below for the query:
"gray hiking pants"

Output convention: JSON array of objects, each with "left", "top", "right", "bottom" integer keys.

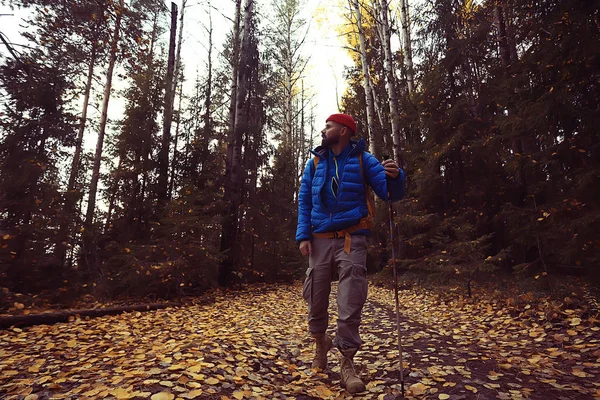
[{"left": 302, "top": 235, "right": 368, "bottom": 350}]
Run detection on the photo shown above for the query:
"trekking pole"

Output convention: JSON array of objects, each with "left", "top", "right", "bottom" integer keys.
[{"left": 388, "top": 201, "right": 405, "bottom": 398}]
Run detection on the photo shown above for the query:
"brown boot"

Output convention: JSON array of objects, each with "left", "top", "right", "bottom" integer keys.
[
  {"left": 311, "top": 333, "right": 332, "bottom": 371},
  {"left": 339, "top": 348, "right": 366, "bottom": 394}
]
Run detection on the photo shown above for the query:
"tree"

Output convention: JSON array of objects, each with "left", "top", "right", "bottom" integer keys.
[
  {"left": 219, "top": 0, "right": 256, "bottom": 287},
  {"left": 157, "top": 2, "right": 178, "bottom": 204}
]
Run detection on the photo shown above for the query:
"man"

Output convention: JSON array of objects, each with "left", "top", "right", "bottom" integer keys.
[{"left": 296, "top": 113, "right": 405, "bottom": 393}]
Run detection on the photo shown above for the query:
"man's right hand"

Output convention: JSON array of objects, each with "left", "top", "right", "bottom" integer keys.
[{"left": 299, "top": 240, "right": 312, "bottom": 256}]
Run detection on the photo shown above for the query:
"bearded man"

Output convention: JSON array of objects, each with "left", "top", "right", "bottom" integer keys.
[{"left": 296, "top": 113, "right": 405, "bottom": 393}]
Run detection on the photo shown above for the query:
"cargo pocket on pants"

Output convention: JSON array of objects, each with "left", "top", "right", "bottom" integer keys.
[{"left": 302, "top": 266, "right": 314, "bottom": 303}]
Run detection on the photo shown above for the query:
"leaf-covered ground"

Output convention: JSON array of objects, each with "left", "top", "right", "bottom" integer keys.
[{"left": 1, "top": 283, "right": 599, "bottom": 399}]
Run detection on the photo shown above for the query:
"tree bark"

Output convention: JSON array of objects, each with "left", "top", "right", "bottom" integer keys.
[
  {"left": 219, "top": 0, "right": 254, "bottom": 287},
  {"left": 201, "top": 0, "right": 214, "bottom": 179},
  {"left": 377, "top": 0, "right": 404, "bottom": 165},
  {"left": 157, "top": 2, "right": 178, "bottom": 204},
  {"left": 69, "top": 44, "right": 96, "bottom": 192},
  {"left": 168, "top": 83, "right": 183, "bottom": 198},
  {"left": 85, "top": 0, "right": 123, "bottom": 227},
  {"left": 398, "top": 0, "right": 414, "bottom": 94},
  {"left": 494, "top": 2, "right": 511, "bottom": 68},
  {"left": 227, "top": 0, "right": 243, "bottom": 136},
  {"left": 352, "top": 0, "right": 382, "bottom": 160}
]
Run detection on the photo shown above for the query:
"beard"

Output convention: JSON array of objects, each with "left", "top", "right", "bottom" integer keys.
[{"left": 321, "top": 133, "right": 340, "bottom": 148}]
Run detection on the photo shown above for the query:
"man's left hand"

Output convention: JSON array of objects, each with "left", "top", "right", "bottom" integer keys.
[{"left": 382, "top": 159, "right": 399, "bottom": 178}]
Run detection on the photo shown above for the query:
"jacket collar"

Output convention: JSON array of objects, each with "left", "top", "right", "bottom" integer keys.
[{"left": 310, "top": 139, "right": 365, "bottom": 159}]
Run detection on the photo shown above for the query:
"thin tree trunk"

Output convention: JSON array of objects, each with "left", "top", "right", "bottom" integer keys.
[
  {"left": 168, "top": 83, "right": 183, "bottom": 198},
  {"left": 158, "top": 2, "right": 178, "bottom": 203},
  {"left": 54, "top": 42, "right": 97, "bottom": 265},
  {"left": 352, "top": 0, "right": 382, "bottom": 160},
  {"left": 201, "top": 0, "right": 213, "bottom": 178},
  {"left": 173, "top": 0, "right": 186, "bottom": 97},
  {"left": 104, "top": 155, "right": 123, "bottom": 231},
  {"left": 377, "top": 0, "right": 404, "bottom": 165},
  {"left": 85, "top": 0, "right": 123, "bottom": 227},
  {"left": 494, "top": 2, "right": 511, "bottom": 68},
  {"left": 219, "top": 0, "right": 254, "bottom": 287},
  {"left": 398, "top": 0, "right": 414, "bottom": 94},
  {"left": 69, "top": 44, "right": 96, "bottom": 191},
  {"left": 227, "top": 0, "right": 243, "bottom": 136}
]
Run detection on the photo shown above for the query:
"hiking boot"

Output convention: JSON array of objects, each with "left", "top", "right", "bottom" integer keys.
[
  {"left": 339, "top": 348, "right": 366, "bottom": 394},
  {"left": 311, "top": 333, "right": 332, "bottom": 371}
]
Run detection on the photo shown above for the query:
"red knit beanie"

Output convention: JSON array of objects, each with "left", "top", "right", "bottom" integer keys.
[{"left": 326, "top": 113, "right": 356, "bottom": 135}]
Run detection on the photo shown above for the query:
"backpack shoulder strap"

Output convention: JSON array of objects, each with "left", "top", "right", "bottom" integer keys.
[{"left": 310, "top": 157, "right": 319, "bottom": 178}]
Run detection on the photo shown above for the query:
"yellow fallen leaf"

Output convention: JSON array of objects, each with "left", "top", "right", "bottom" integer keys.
[
  {"left": 570, "top": 317, "right": 581, "bottom": 326},
  {"left": 439, "top": 395, "right": 450, "bottom": 400},
  {"left": 24, "top": 395, "right": 38, "bottom": 400},
  {"left": 188, "top": 365, "right": 201, "bottom": 373},
  {"left": 409, "top": 383, "right": 428, "bottom": 395},
  {"left": 67, "top": 339, "right": 77, "bottom": 347},
  {"left": 151, "top": 393, "right": 175, "bottom": 400},
  {"left": 465, "top": 385, "right": 478, "bottom": 393},
  {"left": 205, "top": 377, "right": 220, "bottom": 385},
  {"left": 232, "top": 391, "right": 245, "bottom": 400},
  {"left": 110, "top": 388, "right": 134, "bottom": 400},
  {"left": 567, "top": 330, "right": 578, "bottom": 336},
  {"left": 572, "top": 370, "right": 587, "bottom": 378},
  {"left": 184, "top": 389, "right": 203, "bottom": 399}
]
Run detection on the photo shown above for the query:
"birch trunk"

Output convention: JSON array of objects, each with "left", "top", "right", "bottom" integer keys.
[
  {"left": 352, "top": 0, "right": 382, "bottom": 160},
  {"left": 398, "top": 0, "right": 414, "bottom": 94},
  {"left": 69, "top": 44, "right": 96, "bottom": 191},
  {"left": 377, "top": 0, "right": 403, "bottom": 164},
  {"left": 85, "top": 0, "right": 123, "bottom": 226}
]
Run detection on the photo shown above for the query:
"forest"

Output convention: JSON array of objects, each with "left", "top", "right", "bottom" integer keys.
[{"left": 0, "top": 0, "right": 598, "bottom": 307}]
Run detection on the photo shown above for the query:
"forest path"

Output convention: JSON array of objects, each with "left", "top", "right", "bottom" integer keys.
[{"left": 1, "top": 283, "right": 599, "bottom": 399}]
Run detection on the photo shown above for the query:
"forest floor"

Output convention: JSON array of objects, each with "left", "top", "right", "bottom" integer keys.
[{"left": 1, "top": 282, "right": 599, "bottom": 400}]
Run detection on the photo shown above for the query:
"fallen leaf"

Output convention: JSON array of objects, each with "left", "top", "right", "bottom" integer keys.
[{"left": 151, "top": 393, "right": 175, "bottom": 400}]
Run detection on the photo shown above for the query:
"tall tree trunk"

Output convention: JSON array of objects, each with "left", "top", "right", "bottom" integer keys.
[
  {"left": 85, "top": 0, "right": 123, "bottom": 227},
  {"left": 201, "top": 0, "right": 214, "bottom": 179},
  {"left": 167, "top": 0, "right": 186, "bottom": 198},
  {"left": 173, "top": 0, "right": 186, "bottom": 97},
  {"left": 54, "top": 42, "right": 97, "bottom": 265},
  {"left": 377, "top": 0, "right": 404, "bottom": 165},
  {"left": 219, "top": 0, "right": 254, "bottom": 287},
  {"left": 494, "top": 2, "right": 511, "bottom": 68},
  {"left": 352, "top": 0, "right": 382, "bottom": 159},
  {"left": 83, "top": 0, "right": 124, "bottom": 294},
  {"left": 168, "top": 83, "right": 183, "bottom": 197},
  {"left": 104, "top": 155, "right": 123, "bottom": 232},
  {"left": 398, "top": 0, "right": 414, "bottom": 94},
  {"left": 157, "top": 2, "right": 178, "bottom": 204},
  {"left": 227, "top": 0, "right": 243, "bottom": 136},
  {"left": 69, "top": 44, "right": 96, "bottom": 192}
]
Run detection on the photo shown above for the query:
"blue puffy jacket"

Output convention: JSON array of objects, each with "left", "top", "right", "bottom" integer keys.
[{"left": 296, "top": 139, "right": 405, "bottom": 243}]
